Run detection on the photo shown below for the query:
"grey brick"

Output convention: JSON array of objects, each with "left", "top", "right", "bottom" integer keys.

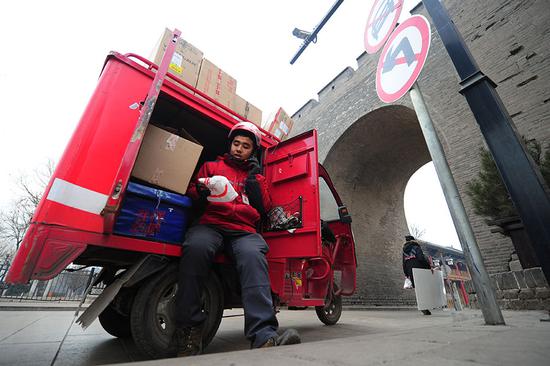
[
  {"left": 509, "top": 260, "right": 522, "bottom": 272},
  {"left": 526, "top": 299, "right": 543, "bottom": 310},
  {"left": 502, "top": 289, "right": 520, "bottom": 299},
  {"left": 535, "top": 287, "right": 550, "bottom": 299},
  {"left": 518, "top": 289, "right": 535, "bottom": 300},
  {"left": 525, "top": 268, "right": 549, "bottom": 288},
  {"left": 493, "top": 274, "right": 504, "bottom": 291},
  {"left": 508, "top": 299, "right": 523, "bottom": 310},
  {"left": 501, "top": 272, "right": 519, "bottom": 290},
  {"left": 524, "top": 269, "right": 538, "bottom": 288},
  {"left": 513, "top": 271, "right": 528, "bottom": 289}
]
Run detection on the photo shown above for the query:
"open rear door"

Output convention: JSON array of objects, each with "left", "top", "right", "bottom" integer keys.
[{"left": 263, "top": 130, "right": 321, "bottom": 258}]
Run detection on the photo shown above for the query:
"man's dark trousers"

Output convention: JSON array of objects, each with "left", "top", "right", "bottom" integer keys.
[{"left": 175, "top": 224, "right": 279, "bottom": 348}]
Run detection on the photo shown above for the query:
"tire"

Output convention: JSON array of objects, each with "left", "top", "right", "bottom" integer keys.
[
  {"left": 98, "top": 305, "right": 132, "bottom": 338},
  {"left": 315, "top": 284, "right": 342, "bottom": 325},
  {"left": 130, "top": 264, "right": 224, "bottom": 359}
]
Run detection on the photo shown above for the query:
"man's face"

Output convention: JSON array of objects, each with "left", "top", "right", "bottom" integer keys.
[{"left": 230, "top": 135, "right": 254, "bottom": 161}]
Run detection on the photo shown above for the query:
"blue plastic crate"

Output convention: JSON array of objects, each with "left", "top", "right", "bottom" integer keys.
[{"left": 114, "top": 182, "right": 192, "bottom": 243}]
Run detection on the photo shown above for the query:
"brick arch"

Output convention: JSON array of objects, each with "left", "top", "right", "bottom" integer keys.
[{"left": 322, "top": 105, "right": 431, "bottom": 305}]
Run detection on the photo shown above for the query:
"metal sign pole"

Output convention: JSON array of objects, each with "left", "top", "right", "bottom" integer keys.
[
  {"left": 421, "top": 0, "right": 550, "bottom": 283},
  {"left": 410, "top": 82, "right": 505, "bottom": 325}
]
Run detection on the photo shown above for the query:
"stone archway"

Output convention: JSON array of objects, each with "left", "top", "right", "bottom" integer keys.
[{"left": 322, "top": 105, "right": 431, "bottom": 306}]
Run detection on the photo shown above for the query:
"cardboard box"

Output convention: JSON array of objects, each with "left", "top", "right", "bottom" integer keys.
[
  {"left": 132, "top": 125, "right": 203, "bottom": 195},
  {"left": 151, "top": 28, "right": 203, "bottom": 88},
  {"left": 268, "top": 107, "right": 294, "bottom": 140},
  {"left": 196, "top": 58, "right": 237, "bottom": 108},
  {"left": 231, "top": 94, "right": 263, "bottom": 126}
]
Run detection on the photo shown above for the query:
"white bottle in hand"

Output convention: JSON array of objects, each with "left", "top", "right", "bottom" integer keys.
[{"left": 198, "top": 176, "right": 238, "bottom": 203}]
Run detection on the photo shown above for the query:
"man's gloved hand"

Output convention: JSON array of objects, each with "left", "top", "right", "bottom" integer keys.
[
  {"left": 196, "top": 182, "right": 211, "bottom": 199},
  {"left": 247, "top": 156, "right": 262, "bottom": 177}
]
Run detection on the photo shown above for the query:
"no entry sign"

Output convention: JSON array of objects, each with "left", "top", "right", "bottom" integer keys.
[
  {"left": 364, "top": 0, "right": 404, "bottom": 54},
  {"left": 376, "top": 15, "right": 431, "bottom": 103}
]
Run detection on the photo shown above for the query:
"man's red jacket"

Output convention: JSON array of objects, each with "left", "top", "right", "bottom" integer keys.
[{"left": 187, "top": 154, "right": 272, "bottom": 233}]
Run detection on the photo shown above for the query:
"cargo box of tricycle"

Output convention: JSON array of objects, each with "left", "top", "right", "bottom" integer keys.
[{"left": 6, "top": 30, "right": 357, "bottom": 359}]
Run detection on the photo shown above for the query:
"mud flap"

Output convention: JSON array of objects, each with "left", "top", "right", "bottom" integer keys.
[{"left": 76, "top": 255, "right": 168, "bottom": 329}]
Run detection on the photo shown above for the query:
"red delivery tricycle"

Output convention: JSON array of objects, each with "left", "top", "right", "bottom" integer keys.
[{"left": 6, "top": 30, "right": 357, "bottom": 359}]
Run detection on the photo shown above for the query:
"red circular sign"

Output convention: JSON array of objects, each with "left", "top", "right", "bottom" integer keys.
[
  {"left": 364, "top": 0, "right": 404, "bottom": 54},
  {"left": 376, "top": 15, "right": 431, "bottom": 103}
]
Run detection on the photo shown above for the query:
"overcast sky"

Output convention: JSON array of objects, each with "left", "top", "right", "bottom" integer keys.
[{"left": 0, "top": 0, "right": 460, "bottom": 248}]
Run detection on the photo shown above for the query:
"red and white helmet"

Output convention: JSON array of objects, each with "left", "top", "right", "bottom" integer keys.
[{"left": 228, "top": 121, "right": 262, "bottom": 147}]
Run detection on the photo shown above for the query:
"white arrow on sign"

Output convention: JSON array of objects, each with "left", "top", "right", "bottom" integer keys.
[
  {"left": 376, "top": 15, "right": 431, "bottom": 103},
  {"left": 364, "top": 0, "right": 404, "bottom": 54}
]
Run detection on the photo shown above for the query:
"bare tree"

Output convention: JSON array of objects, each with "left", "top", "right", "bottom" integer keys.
[
  {"left": 0, "top": 241, "right": 14, "bottom": 259},
  {"left": 0, "top": 200, "right": 33, "bottom": 251},
  {"left": 408, "top": 223, "right": 426, "bottom": 239},
  {"left": 0, "top": 160, "right": 55, "bottom": 252}
]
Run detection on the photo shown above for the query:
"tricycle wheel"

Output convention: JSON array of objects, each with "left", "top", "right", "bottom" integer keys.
[
  {"left": 315, "top": 284, "right": 342, "bottom": 325},
  {"left": 98, "top": 304, "right": 132, "bottom": 338},
  {"left": 98, "top": 287, "right": 135, "bottom": 338},
  {"left": 130, "top": 263, "right": 224, "bottom": 359}
]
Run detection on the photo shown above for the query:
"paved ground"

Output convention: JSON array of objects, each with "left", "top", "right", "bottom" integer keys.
[{"left": 0, "top": 303, "right": 548, "bottom": 366}]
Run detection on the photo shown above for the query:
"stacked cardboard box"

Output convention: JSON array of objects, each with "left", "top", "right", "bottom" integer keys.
[
  {"left": 196, "top": 58, "right": 237, "bottom": 109},
  {"left": 151, "top": 29, "right": 263, "bottom": 126},
  {"left": 132, "top": 125, "right": 203, "bottom": 195},
  {"left": 231, "top": 94, "right": 263, "bottom": 126},
  {"left": 151, "top": 28, "right": 204, "bottom": 89},
  {"left": 268, "top": 108, "right": 294, "bottom": 140}
]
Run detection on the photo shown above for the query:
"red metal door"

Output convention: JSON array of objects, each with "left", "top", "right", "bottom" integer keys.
[{"left": 263, "top": 130, "right": 321, "bottom": 258}]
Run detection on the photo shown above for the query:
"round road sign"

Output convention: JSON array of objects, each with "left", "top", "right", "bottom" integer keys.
[
  {"left": 376, "top": 15, "right": 431, "bottom": 103},
  {"left": 364, "top": 0, "right": 404, "bottom": 54}
]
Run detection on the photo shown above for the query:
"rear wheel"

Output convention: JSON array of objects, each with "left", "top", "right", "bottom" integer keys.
[
  {"left": 130, "top": 264, "right": 224, "bottom": 359},
  {"left": 98, "top": 304, "right": 132, "bottom": 338},
  {"left": 315, "top": 283, "right": 342, "bottom": 325},
  {"left": 98, "top": 287, "right": 135, "bottom": 338}
]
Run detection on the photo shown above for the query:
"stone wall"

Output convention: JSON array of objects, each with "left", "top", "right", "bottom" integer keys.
[
  {"left": 290, "top": 0, "right": 550, "bottom": 308},
  {"left": 465, "top": 267, "right": 550, "bottom": 310}
]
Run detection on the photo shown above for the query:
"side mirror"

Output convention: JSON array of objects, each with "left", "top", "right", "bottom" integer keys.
[{"left": 338, "top": 205, "right": 352, "bottom": 224}]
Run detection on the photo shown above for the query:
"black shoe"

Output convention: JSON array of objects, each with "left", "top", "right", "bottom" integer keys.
[
  {"left": 174, "top": 325, "right": 203, "bottom": 357},
  {"left": 259, "top": 328, "right": 301, "bottom": 348},
  {"left": 421, "top": 310, "right": 432, "bottom": 315}
]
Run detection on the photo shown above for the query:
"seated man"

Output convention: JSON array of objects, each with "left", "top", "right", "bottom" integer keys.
[{"left": 174, "top": 122, "right": 301, "bottom": 357}]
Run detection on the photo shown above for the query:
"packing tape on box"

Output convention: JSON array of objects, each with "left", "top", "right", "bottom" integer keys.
[
  {"left": 279, "top": 121, "right": 289, "bottom": 135},
  {"left": 164, "top": 135, "right": 180, "bottom": 151},
  {"left": 150, "top": 168, "right": 164, "bottom": 184}
]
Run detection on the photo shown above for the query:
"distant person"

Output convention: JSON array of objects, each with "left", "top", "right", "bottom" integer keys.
[{"left": 402, "top": 235, "right": 433, "bottom": 315}]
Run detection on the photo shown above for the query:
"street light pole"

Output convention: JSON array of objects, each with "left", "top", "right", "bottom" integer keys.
[
  {"left": 290, "top": 0, "right": 344, "bottom": 64},
  {"left": 421, "top": 0, "right": 550, "bottom": 283}
]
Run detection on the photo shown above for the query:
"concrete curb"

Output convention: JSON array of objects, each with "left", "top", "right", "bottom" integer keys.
[
  {"left": 0, "top": 302, "right": 415, "bottom": 312},
  {"left": 0, "top": 301, "right": 89, "bottom": 311}
]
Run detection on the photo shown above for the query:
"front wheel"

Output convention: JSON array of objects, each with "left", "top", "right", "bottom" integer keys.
[
  {"left": 130, "top": 263, "right": 224, "bottom": 359},
  {"left": 315, "top": 284, "right": 342, "bottom": 325}
]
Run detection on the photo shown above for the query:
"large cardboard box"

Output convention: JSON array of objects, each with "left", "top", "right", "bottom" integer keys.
[
  {"left": 268, "top": 107, "right": 294, "bottom": 140},
  {"left": 231, "top": 94, "right": 263, "bottom": 126},
  {"left": 151, "top": 28, "right": 203, "bottom": 88},
  {"left": 132, "top": 125, "right": 203, "bottom": 195},
  {"left": 196, "top": 58, "right": 237, "bottom": 108}
]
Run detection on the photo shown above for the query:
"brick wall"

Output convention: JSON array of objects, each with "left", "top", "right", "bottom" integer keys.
[
  {"left": 465, "top": 268, "right": 550, "bottom": 310},
  {"left": 291, "top": 0, "right": 550, "bottom": 307}
]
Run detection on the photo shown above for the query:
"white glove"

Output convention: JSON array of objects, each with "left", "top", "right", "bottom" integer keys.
[{"left": 198, "top": 176, "right": 238, "bottom": 203}]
